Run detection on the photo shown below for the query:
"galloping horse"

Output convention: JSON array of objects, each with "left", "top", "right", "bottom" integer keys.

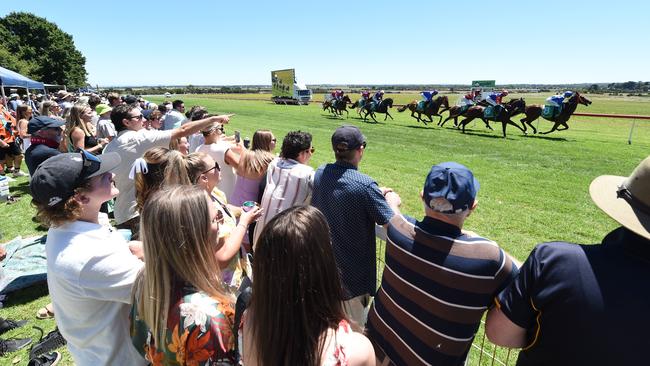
[
  {"left": 349, "top": 98, "right": 371, "bottom": 118},
  {"left": 361, "top": 98, "right": 394, "bottom": 122},
  {"left": 456, "top": 99, "right": 527, "bottom": 137},
  {"left": 397, "top": 96, "right": 450, "bottom": 124},
  {"left": 322, "top": 95, "right": 352, "bottom": 117},
  {"left": 440, "top": 104, "right": 491, "bottom": 130},
  {"left": 515, "top": 92, "right": 592, "bottom": 134}
]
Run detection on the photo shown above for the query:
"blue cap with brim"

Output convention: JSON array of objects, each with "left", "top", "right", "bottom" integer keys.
[
  {"left": 423, "top": 162, "right": 480, "bottom": 213},
  {"left": 27, "top": 116, "right": 65, "bottom": 134}
]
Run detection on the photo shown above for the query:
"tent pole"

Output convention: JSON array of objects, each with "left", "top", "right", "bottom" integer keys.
[{"left": 0, "top": 84, "right": 5, "bottom": 107}]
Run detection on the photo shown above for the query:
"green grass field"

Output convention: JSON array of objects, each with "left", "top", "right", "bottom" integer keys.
[{"left": 1, "top": 92, "right": 648, "bottom": 365}]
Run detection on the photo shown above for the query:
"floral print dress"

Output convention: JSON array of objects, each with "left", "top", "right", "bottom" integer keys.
[{"left": 131, "top": 283, "right": 237, "bottom": 366}]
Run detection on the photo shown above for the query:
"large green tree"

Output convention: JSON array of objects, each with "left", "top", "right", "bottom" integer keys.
[{"left": 0, "top": 12, "right": 87, "bottom": 87}]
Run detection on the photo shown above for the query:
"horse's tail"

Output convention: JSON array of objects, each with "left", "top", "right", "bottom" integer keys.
[{"left": 397, "top": 101, "right": 413, "bottom": 112}]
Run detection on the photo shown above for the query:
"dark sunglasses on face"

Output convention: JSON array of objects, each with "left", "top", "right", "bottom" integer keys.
[
  {"left": 203, "top": 161, "right": 221, "bottom": 174},
  {"left": 361, "top": 141, "right": 367, "bottom": 149},
  {"left": 129, "top": 114, "right": 143, "bottom": 120}
]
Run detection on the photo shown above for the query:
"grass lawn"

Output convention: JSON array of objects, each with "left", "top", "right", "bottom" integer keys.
[{"left": 1, "top": 93, "right": 648, "bottom": 365}]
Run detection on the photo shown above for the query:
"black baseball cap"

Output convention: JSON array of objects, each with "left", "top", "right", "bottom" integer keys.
[
  {"left": 30, "top": 150, "right": 121, "bottom": 207},
  {"left": 27, "top": 116, "right": 65, "bottom": 134},
  {"left": 331, "top": 125, "right": 366, "bottom": 151}
]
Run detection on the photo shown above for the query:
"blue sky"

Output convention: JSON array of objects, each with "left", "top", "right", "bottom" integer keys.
[{"left": 1, "top": 0, "right": 648, "bottom": 86}]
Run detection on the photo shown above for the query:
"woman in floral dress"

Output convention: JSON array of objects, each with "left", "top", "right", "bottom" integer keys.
[{"left": 130, "top": 185, "right": 237, "bottom": 365}]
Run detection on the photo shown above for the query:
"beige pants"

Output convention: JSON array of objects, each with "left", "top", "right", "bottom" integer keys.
[{"left": 342, "top": 294, "right": 371, "bottom": 329}]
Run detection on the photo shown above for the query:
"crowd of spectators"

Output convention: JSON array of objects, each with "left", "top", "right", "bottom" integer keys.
[{"left": 0, "top": 90, "right": 649, "bottom": 366}]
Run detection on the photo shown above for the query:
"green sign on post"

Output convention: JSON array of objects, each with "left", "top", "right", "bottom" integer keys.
[{"left": 471, "top": 80, "right": 496, "bottom": 88}]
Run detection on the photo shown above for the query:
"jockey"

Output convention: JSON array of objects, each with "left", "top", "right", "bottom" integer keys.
[
  {"left": 458, "top": 93, "right": 475, "bottom": 107},
  {"left": 485, "top": 90, "right": 508, "bottom": 107},
  {"left": 361, "top": 90, "right": 371, "bottom": 101},
  {"left": 546, "top": 91, "right": 574, "bottom": 109},
  {"left": 372, "top": 90, "right": 384, "bottom": 106},
  {"left": 420, "top": 90, "right": 438, "bottom": 103}
]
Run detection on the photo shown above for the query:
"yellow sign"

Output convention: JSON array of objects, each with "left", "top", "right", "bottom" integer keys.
[{"left": 271, "top": 69, "right": 295, "bottom": 98}]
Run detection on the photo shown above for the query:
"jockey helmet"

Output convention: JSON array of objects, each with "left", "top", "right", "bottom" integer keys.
[
  {"left": 501, "top": 90, "right": 509, "bottom": 96},
  {"left": 379, "top": 90, "right": 385, "bottom": 94},
  {"left": 563, "top": 91, "right": 574, "bottom": 98}
]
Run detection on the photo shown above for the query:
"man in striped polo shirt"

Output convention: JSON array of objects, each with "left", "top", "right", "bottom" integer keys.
[{"left": 367, "top": 162, "right": 518, "bottom": 366}]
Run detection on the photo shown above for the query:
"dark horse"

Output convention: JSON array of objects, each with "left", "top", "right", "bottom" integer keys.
[
  {"left": 360, "top": 98, "right": 394, "bottom": 122},
  {"left": 349, "top": 98, "right": 372, "bottom": 118},
  {"left": 455, "top": 99, "right": 528, "bottom": 137},
  {"left": 322, "top": 95, "right": 352, "bottom": 117},
  {"left": 397, "top": 96, "right": 450, "bottom": 124},
  {"left": 515, "top": 92, "right": 592, "bottom": 134}
]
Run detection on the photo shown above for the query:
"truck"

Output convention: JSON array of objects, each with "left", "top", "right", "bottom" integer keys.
[{"left": 271, "top": 68, "right": 312, "bottom": 105}]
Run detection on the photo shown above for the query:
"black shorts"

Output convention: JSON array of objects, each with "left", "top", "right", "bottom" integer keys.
[{"left": 0, "top": 141, "right": 22, "bottom": 160}]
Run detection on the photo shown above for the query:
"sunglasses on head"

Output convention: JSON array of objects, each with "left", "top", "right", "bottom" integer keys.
[
  {"left": 203, "top": 161, "right": 221, "bottom": 174},
  {"left": 75, "top": 149, "right": 102, "bottom": 186}
]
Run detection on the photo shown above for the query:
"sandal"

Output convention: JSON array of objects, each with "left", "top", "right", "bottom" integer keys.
[
  {"left": 28, "top": 351, "right": 61, "bottom": 366},
  {"left": 36, "top": 304, "right": 54, "bottom": 319}
]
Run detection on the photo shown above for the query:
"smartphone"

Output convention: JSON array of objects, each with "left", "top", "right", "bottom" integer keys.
[{"left": 234, "top": 130, "right": 241, "bottom": 143}]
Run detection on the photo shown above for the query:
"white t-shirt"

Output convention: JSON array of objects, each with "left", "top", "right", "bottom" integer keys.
[
  {"left": 162, "top": 110, "right": 186, "bottom": 130},
  {"left": 252, "top": 158, "right": 314, "bottom": 246},
  {"left": 46, "top": 220, "right": 146, "bottom": 366},
  {"left": 195, "top": 141, "right": 237, "bottom": 201},
  {"left": 96, "top": 118, "right": 117, "bottom": 140},
  {"left": 104, "top": 128, "right": 173, "bottom": 224}
]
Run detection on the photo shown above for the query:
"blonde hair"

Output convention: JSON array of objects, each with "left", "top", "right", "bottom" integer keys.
[
  {"left": 134, "top": 186, "right": 232, "bottom": 346},
  {"left": 164, "top": 151, "right": 209, "bottom": 185},
  {"left": 65, "top": 103, "right": 93, "bottom": 139},
  {"left": 40, "top": 101, "right": 58, "bottom": 117}
]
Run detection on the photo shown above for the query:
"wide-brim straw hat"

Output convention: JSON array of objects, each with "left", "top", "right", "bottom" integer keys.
[{"left": 590, "top": 156, "right": 650, "bottom": 240}]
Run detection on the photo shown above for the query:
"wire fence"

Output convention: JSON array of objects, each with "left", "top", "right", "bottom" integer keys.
[{"left": 374, "top": 228, "right": 517, "bottom": 366}]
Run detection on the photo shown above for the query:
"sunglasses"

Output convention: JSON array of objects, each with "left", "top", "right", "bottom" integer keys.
[
  {"left": 129, "top": 114, "right": 144, "bottom": 120},
  {"left": 361, "top": 141, "right": 367, "bottom": 149},
  {"left": 203, "top": 161, "right": 221, "bottom": 174},
  {"left": 76, "top": 149, "right": 102, "bottom": 186},
  {"left": 307, "top": 147, "right": 315, "bottom": 153}
]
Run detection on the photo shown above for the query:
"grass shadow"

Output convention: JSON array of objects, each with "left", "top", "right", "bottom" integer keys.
[
  {"left": 460, "top": 130, "right": 514, "bottom": 140},
  {"left": 11, "top": 181, "right": 31, "bottom": 197},
  {"left": 404, "top": 124, "right": 436, "bottom": 130},
  {"left": 523, "top": 134, "right": 571, "bottom": 142}
]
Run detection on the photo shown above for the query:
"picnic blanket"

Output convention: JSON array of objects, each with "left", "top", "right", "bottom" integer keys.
[{"left": 0, "top": 235, "right": 48, "bottom": 295}]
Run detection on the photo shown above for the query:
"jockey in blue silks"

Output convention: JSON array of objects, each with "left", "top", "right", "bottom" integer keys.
[
  {"left": 546, "top": 91, "right": 574, "bottom": 109},
  {"left": 372, "top": 90, "right": 384, "bottom": 108},
  {"left": 420, "top": 90, "right": 438, "bottom": 103},
  {"left": 485, "top": 90, "right": 508, "bottom": 118}
]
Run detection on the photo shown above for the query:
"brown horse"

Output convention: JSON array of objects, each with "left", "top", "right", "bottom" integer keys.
[
  {"left": 322, "top": 96, "right": 352, "bottom": 117},
  {"left": 349, "top": 98, "right": 371, "bottom": 118},
  {"left": 517, "top": 92, "right": 592, "bottom": 134},
  {"left": 439, "top": 105, "right": 492, "bottom": 130},
  {"left": 456, "top": 99, "right": 527, "bottom": 137},
  {"left": 397, "top": 96, "right": 450, "bottom": 124}
]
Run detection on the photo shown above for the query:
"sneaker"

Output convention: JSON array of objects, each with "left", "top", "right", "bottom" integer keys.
[
  {"left": 29, "top": 328, "right": 66, "bottom": 359},
  {"left": 28, "top": 351, "right": 61, "bottom": 366},
  {"left": 12, "top": 170, "right": 27, "bottom": 177},
  {"left": 0, "top": 337, "right": 32, "bottom": 356},
  {"left": 0, "top": 318, "right": 28, "bottom": 335}
]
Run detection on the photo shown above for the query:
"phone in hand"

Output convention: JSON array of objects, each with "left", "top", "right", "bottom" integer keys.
[{"left": 234, "top": 130, "right": 241, "bottom": 143}]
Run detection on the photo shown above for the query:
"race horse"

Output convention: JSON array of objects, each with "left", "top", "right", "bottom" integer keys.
[
  {"left": 322, "top": 95, "right": 352, "bottom": 117},
  {"left": 349, "top": 98, "right": 371, "bottom": 118},
  {"left": 397, "top": 96, "right": 450, "bottom": 124},
  {"left": 514, "top": 92, "right": 592, "bottom": 134},
  {"left": 454, "top": 99, "right": 528, "bottom": 137},
  {"left": 360, "top": 98, "right": 394, "bottom": 122}
]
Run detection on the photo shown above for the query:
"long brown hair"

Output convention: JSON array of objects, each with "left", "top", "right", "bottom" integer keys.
[
  {"left": 134, "top": 186, "right": 232, "bottom": 347},
  {"left": 65, "top": 103, "right": 92, "bottom": 138},
  {"left": 249, "top": 205, "right": 347, "bottom": 366},
  {"left": 134, "top": 147, "right": 172, "bottom": 211},
  {"left": 238, "top": 130, "right": 274, "bottom": 177}
]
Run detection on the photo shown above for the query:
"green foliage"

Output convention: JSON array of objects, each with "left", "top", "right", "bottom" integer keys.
[{"left": 0, "top": 12, "right": 87, "bottom": 87}]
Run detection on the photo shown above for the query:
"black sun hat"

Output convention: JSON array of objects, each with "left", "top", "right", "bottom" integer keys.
[{"left": 30, "top": 150, "right": 121, "bottom": 207}]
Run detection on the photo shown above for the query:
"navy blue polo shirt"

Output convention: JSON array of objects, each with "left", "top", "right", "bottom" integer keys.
[
  {"left": 312, "top": 161, "right": 394, "bottom": 299},
  {"left": 496, "top": 227, "right": 650, "bottom": 366},
  {"left": 25, "top": 143, "right": 61, "bottom": 176}
]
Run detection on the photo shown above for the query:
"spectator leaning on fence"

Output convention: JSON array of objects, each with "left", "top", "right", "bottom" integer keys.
[
  {"left": 104, "top": 104, "right": 231, "bottom": 239},
  {"left": 486, "top": 155, "right": 650, "bottom": 366},
  {"left": 366, "top": 162, "right": 518, "bottom": 366},
  {"left": 311, "top": 125, "right": 401, "bottom": 327}
]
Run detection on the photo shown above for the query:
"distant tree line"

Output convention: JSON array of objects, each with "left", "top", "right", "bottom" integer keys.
[{"left": 0, "top": 12, "right": 87, "bottom": 88}]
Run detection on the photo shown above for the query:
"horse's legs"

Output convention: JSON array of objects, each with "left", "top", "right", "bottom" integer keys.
[
  {"left": 540, "top": 123, "right": 559, "bottom": 134},
  {"left": 440, "top": 115, "right": 452, "bottom": 126},
  {"left": 557, "top": 122, "right": 569, "bottom": 131},
  {"left": 459, "top": 117, "right": 473, "bottom": 133},
  {"left": 426, "top": 114, "right": 434, "bottom": 123},
  {"left": 370, "top": 112, "right": 378, "bottom": 123},
  {"left": 386, "top": 111, "right": 393, "bottom": 120},
  {"left": 411, "top": 111, "right": 420, "bottom": 122},
  {"left": 482, "top": 119, "right": 493, "bottom": 131},
  {"left": 506, "top": 118, "right": 526, "bottom": 135}
]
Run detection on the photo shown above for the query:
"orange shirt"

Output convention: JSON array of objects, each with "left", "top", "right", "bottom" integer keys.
[{"left": 0, "top": 105, "right": 16, "bottom": 143}]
